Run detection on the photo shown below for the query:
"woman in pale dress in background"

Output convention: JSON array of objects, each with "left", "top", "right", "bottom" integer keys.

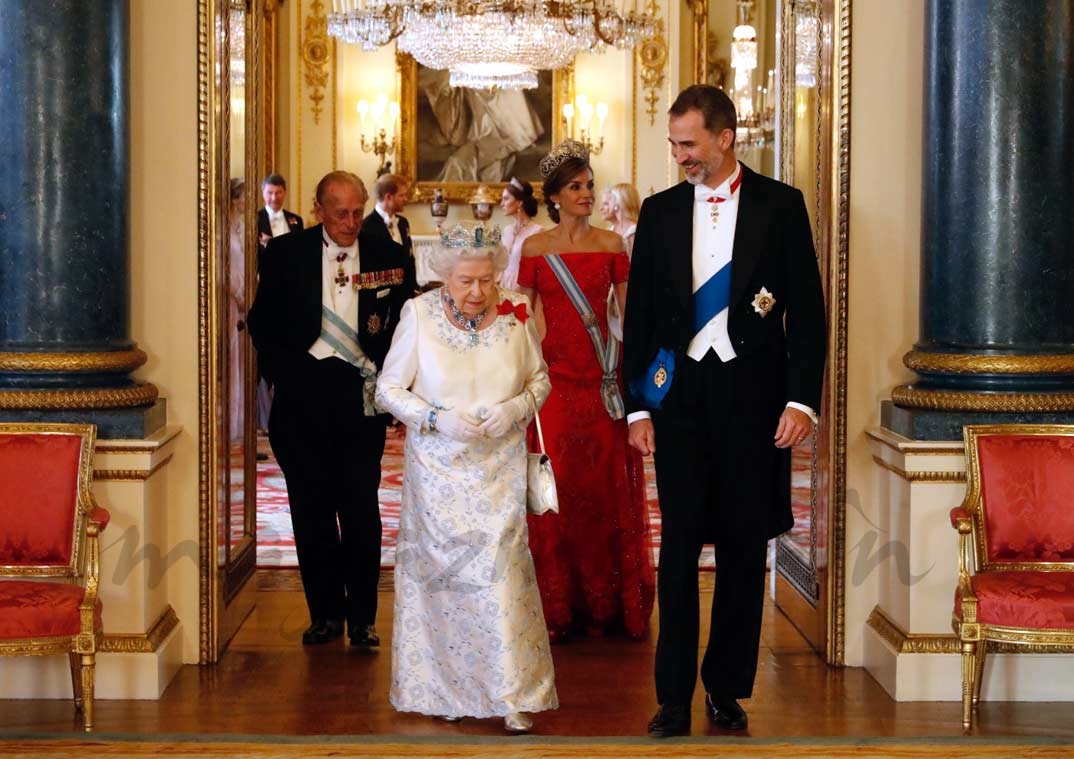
[
  {"left": 375, "top": 224, "right": 557, "bottom": 733},
  {"left": 599, "top": 182, "right": 641, "bottom": 257},
  {"left": 599, "top": 182, "right": 641, "bottom": 340},
  {"left": 499, "top": 177, "right": 543, "bottom": 290},
  {"left": 227, "top": 178, "right": 247, "bottom": 440}
]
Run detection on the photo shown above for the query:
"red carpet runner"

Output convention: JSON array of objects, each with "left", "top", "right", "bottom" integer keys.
[{"left": 255, "top": 428, "right": 816, "bottom": 569}]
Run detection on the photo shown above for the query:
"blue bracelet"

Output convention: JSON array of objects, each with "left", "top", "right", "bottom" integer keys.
[{"left": 427, "top": 407, "right": 439, "bottom": 432}]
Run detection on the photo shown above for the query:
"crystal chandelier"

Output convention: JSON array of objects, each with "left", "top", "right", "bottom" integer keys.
[
  {"left": 725, "top": 0, "right": 772, "bottom": 149},
  {"left": 328, "top": 0, "right": 658, "bottom": 90},
  {"left": 794, "top": 1, "right": 819, "bottom": 88},
  {"left": 730, "top": 0, "right": 757, "bottom": 115}
]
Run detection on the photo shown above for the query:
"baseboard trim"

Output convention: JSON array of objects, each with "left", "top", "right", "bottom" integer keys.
[{"left": 100, "top": 606, "right": 179, "bottom": 653}]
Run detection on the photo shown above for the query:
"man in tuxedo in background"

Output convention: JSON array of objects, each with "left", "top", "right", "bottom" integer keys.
[
  {"left": 362, "top": 173, "right": 418, "bottom": 296},
  {"left": 256, "top": 173, "right": 304, "bottom": 270},
  {"left": 254, "top": 173, "right": 303, "bottom": 435},
  {"left": 623, "top": 85, "right": 827, "bottom": 736},
  {"left": 248, "top": 171, "right": 414, "bottom": 647}
]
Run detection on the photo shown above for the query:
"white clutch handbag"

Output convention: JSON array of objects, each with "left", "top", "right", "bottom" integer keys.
[{"left": 526, "top": 412, "right": 559, "bottom": 515}]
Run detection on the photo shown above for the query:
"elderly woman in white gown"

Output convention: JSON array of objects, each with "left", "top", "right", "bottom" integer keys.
[{"left": 375, "top": 223, "right": 558, "bottom": 733}]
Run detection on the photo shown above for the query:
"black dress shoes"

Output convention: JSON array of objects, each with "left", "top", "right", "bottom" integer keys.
[
  {"left": 349, "top": 624, "right": 380, "bottom": 647},
  {"left": 647, "top": 703, "right": 691, "bottom": 738},
  {"left": 705, "top": 695, "right": 748, "bottom": 730},
  {"left": 301, "top": 619, "right": 344, "bottom": 645}
]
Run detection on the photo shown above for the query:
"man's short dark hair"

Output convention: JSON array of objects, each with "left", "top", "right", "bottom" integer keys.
[
  {"left": 374, "top": 173, "right": 410, "bottom": 201},
  {"left": 669, "top": 85, "right": 737, "bottom": 139},
  {"left": 262, "top": 173, "right": 287, "bottom": 190}
]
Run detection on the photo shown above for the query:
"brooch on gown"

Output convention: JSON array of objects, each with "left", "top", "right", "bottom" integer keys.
[
  {"left": 496, "top": 299, "right": 529, "bottom": 324},
  {"left": 752, "top": 287, "right": 776, "bottom": 318}
]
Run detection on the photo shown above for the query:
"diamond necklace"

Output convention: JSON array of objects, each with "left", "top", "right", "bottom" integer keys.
[{"left": 443, "top": 290, "right": 488, "bottom": 346}]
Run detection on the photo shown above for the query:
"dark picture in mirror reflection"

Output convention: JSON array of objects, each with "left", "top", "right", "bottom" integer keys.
[{"left": 415, "top": 66, "right": 553, "bottom": 183}]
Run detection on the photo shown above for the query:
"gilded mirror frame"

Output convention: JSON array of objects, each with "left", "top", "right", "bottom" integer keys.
[
  {"left": 796, "top": 0, "right": 849, "bottom": 668},
  {"left": 776, "top": 0, "right": 849, "bottom": 666},
  {"left": 395, "top": 52, "right": 571, "bottom": 203},
  {"left": 690, "top": 0, "right": 851, "bottom": 665},
  {"left": 197, "top": 0, "right": 278, "bottom": 664}
]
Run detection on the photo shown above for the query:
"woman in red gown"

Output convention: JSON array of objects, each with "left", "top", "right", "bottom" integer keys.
[{"left": 518, "top": 140, "right": 656, "bottom": 641}]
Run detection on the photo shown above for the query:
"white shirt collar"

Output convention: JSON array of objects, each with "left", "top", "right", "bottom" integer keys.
[
  {"left": 694, "top": 161, "right": 743, "bottom": 202},
  {"left": 322, "top": 229, "right": 357, "bottom": 260},
  {"left": 266, "top": 206, "right": 285, "bottom": 221},
  {"left": 375, "top": 203, "right": 394, "bottom": 227}
]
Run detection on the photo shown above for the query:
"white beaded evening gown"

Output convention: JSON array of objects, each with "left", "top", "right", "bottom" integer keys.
[{"left": 375, "top": 289, "right": 558, "bottom": 719}]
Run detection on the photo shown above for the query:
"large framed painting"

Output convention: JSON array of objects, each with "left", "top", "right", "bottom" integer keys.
[{"left": 396, "top": 53, "right": 571, "bottom": 202}]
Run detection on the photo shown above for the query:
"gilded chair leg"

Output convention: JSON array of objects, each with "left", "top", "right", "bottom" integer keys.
[
  {"left": 80, "top": 654, "right": 96, "bottom": 732},
  {"left": 68, "top": 652, "right": 84, "bottom": 711},
  {"left": 960, "top": 640, "right": 977, "bottom": 730},
  {"left": 972, "top": 641, "right": 987, "bottom": 709}
]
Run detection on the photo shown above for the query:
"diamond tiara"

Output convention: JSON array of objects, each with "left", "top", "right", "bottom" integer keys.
[
  {"left": 438, "top": 221, "right": 503, "bottom": 249},
  {"left": 538, "top": 139, "right": 591, "bottom": 179}
]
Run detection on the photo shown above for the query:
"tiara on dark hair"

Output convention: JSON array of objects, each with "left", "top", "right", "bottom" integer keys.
[
  {"left": 538, "top": 139, "right": 590, "bottom": 179},
  {"left": 438, "top": 221, "right": 503, "bottom": 249}
]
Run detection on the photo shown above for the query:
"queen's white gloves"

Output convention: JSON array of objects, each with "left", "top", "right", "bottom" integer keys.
[
  {"left": 478, "top": 396, "right": 530, "bottom": 438},
  {"left": 437, "top": 409, "right": 482, "bottom": 442}
]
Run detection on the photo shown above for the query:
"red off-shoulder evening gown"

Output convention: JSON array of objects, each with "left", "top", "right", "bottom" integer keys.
[{"left": 519, "top": 251, "right": 656, "bottom": 639}]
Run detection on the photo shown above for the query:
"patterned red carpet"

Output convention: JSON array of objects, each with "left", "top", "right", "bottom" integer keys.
[
  {"left": 255, "top": 428, "right": 813, "bottom": 569},
  {"left": 255, "top": 429, "right": 403, "bottom": 568}
]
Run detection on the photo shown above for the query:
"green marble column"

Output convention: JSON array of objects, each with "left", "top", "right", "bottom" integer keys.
[
  {"left": 886, "top": 0, "right": 1074, "bottom": 440},
  {"left": 0, "top": 0, "right": 163, "bottom": 437}
]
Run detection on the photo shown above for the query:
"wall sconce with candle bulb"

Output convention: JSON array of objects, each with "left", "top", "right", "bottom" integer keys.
[
  {"left": 356, "top": 92, "right": 399, "bottom": 176},
  {"left": 561, "top": 94, "right": 608, "bottom": 155}
]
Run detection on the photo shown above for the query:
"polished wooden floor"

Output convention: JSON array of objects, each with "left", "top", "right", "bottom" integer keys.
[{"left": 2, "top": 577, "right": 1073, "bottom": 742}]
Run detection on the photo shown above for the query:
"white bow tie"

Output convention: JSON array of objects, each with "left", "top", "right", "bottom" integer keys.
[
  {"left": 694, "top": 186, "right": 727, "bottom": 203},
  {"left": 268, "top": 210, "right": 284, "bottom": 221}
]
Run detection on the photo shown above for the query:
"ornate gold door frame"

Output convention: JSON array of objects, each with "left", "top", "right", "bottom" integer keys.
[
  {"left": 771, "top": 0, "right": 851, "bottom": 666},
  {"left": 197, "top": 0, "right": 279, "bottom": 664},
  {"left": 688, "top": 0, "right": 851, "bottom": 665}
]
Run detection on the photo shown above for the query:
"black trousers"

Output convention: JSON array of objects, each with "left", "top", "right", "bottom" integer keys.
[
  {"left": 268, "top": 356, "right": 387, "bottom": 633},
  {"left": 651, "top": 349, "right": 777, "bottom": 705}
]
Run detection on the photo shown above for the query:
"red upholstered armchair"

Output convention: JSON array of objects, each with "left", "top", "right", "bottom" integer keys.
[
  {"left": 952, "top": 424, "right": 1074, "bottom": 729},
  {"left": 0, "top": 423, "right": 110, "bottom": 731}
]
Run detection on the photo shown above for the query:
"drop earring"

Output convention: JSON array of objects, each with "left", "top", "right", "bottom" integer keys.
[{"left": 554, "top": 202, "right": 561, "bottom": 209}]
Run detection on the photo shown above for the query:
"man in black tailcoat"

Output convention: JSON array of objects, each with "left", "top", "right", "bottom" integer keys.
[
  {"left": 256, "top": 173, "right": 304, "bottom": 270},
  {"left": 248, "top": 171, "right": 414, "bottom": 646},
  {"left": 361, "top": 173, "right": 418, "bottom": 296},
  {"left": 623, "top": 85, "right": 827, "bottom": 736}
]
